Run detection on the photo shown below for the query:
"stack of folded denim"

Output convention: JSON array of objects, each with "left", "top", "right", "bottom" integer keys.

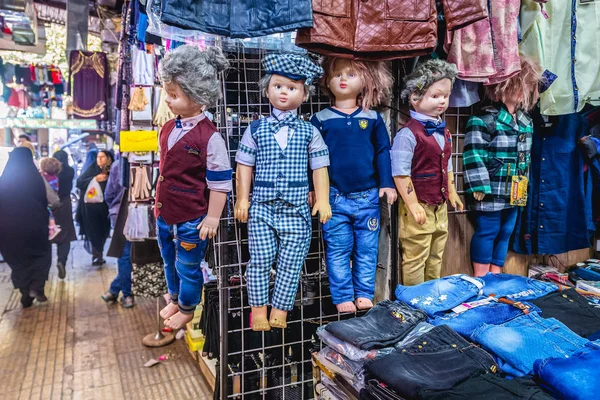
[
  {"left": 317, "top": 273, "right": 600, "bottom": 399},
  {"left": 325, "top": 300, "right": 428, "bottom": 350},
  {"left": 531, "top": 288, "right": 600, "bottom": 340},
  {"left": 534, "top": 344, "right": 600, "bottom": 400},
  {"left": 395, "top": 274, "right": 484, "bottom": 317}
]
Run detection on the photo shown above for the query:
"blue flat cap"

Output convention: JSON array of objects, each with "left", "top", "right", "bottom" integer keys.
[{"left": 262, "top": 53, "right": 323, "bottom": 85}]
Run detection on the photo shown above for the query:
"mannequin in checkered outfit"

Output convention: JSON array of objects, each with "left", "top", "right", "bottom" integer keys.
[{"left": 235, "top": 54, "right": 332, "bottom": 331}]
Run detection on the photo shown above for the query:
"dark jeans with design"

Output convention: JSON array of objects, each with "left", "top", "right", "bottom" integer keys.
[
  {"left": 157, "top": 215, "right": 208, "bottom": 314},
  {"left": 367, "top": 325, "right": 498, "bottom": 399},
  {"left": 325, "top": 300, "right": 428, "bottom": 350}
]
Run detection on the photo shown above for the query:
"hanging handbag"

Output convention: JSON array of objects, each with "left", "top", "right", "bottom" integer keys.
[
  {"left": 131, "top": 261, "right": 167, "bottom": 298},
  {"left": 84, "top": 178, "right": 104, "bottom": 203}
]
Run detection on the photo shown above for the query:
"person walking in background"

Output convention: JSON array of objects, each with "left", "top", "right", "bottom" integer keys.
[
  {"left": 0, "top": 148, "right": 52, "bottom": 307},
  {"left": 52, "top": 150, "right": 77, "bottom": 279},
  {"left": 102, "top": 155, "right": 135, "bottom": 308},
  {"left": 39, "top": 157, "right": 62, "bottom": 240},
  {"left": 76, "top": 150, "right": 114, "bottom": 266}
]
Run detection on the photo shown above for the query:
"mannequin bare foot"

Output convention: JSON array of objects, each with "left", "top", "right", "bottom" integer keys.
[
  {"left": 473, "top": 262, "right": 491, "bottom": 277},
  {"left": 269, "top": 308, "right": 288, "bottom": 329},
  {"left": 160, "top": 302, "right": 178, "bottom": 320},
  {"left": 355, "top": 298, "right": 373, "bottom": 310},
  {"left": 164, "top": 311, "right": 194, "bottom": 329},
  {"left": 336, "top": 301, "right": 357, "bottom": 313},
  {"left": 251, "top": 306, "right": 271, "bottom": 331},
  {"left": 490, "top": 265, "right": 503, "bottom": 274}
]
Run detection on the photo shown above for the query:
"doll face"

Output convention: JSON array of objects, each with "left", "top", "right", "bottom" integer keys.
[
  {"left": 411, "top": 78, "right": 452, "bottom": 118},
  {"left": 266, "top": 75, "right": 306, "bottom": 111},
  {"left": 327, "top": 59, "right": 363, "bottom": 102},
  {"left": 164, "top": 81, "right": 203, "bottom": 118}
]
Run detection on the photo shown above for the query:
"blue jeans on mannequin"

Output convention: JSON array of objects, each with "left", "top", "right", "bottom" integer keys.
[
  {"left": 322, "top": 187, "right": 380, "bottom": 309},
  {"left": 109, "top": 240, "right": 132, "bottom": 297},
  {"left": 156, "top": 215, "right": 208, "bottom": 315},
  {"left": 470, "top": 208, "right": 518, "bottom": 276}
]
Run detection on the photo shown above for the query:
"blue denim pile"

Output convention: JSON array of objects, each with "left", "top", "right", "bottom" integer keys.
[{"left": 319, "top": 273, "right": 600, "bottom": 400}]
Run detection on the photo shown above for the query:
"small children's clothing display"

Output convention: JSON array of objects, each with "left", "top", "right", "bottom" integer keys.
[
  {"left": 312, "top": 107, "right": 393, "bottom": 305},
  {"left": 391, "top": 111, "right": 453, "bottom": 285},
  {"left": 155, "top": 114, "right": 232, "bottom": 314},
  {"left": 463, "top": 104, "right": 533, "bottom": 267},
  {"left": 236, "top": 108, "right": 330, "bottom": 311}
]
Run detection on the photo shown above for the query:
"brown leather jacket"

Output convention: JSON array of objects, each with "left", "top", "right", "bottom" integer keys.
[{"left": 296, "top": 0, "right": 488, "bottom": 60}]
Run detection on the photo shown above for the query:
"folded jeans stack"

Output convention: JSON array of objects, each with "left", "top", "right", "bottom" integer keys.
[
  {"left": 531, "top": 288, "right": 600, "bottom": 340},
  {"left": 420, "top": 374, "right": 553, "bottom": 400},
  {"left": 395, "top": 274, "right": 484, "bottom": 317},
  {"left": 367, "top": 325, "right": 498, "bottom": 399},
  {"left": 534, "top": 344, "right": 600, "bottom": 400},
  {"left": 325, "top": 300, "right": 428, "bottom": 350},
  {"left": 480, "top": 273, "right": 558, "bottom": 300},
  {"left": 470, "top": 312, "right": 591, "bottom": 377},
  {"left": 430, "top": 300, "right": 540, "bottom": 337}
]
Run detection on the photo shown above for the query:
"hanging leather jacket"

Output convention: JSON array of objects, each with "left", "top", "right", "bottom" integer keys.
[{"left": 296, "top": 0, "right": 488, "bottom": 60}]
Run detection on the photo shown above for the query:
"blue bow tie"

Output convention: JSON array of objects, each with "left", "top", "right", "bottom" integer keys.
[
  {"left": 423, "top": 120, "right": 446, "bottom": 136},
  {"left": 270, "top": 113, "right": 298, "bottom": 131}
]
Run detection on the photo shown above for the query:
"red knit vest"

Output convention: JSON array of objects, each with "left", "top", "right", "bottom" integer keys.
[
  {"left": 406, "top": 118, "right": 451, "bottom": 205},
  {"left": 155, "top": 117, "right": 215, "bottom": 225}
]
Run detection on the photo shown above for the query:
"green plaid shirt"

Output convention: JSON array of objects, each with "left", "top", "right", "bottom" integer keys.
[{"left": 463, "top": 105, "right": 533, "bottom": 212}]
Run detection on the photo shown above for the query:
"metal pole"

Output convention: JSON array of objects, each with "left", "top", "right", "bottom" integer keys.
[{"left": 155, "top": 297, "right": 165, "bottom": 341}]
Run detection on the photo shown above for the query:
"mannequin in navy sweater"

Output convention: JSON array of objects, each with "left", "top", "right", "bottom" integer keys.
[{"left": 312, "top": 57, "right": 397, "bottom": 313}]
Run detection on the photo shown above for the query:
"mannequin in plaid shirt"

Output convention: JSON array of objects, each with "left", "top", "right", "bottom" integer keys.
[{"left": 463, "top": 56, "right": 542, "bottom": 277}]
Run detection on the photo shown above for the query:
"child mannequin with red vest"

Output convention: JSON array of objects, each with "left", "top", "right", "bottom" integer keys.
[
  {"left": 155, "top": 45, "right": 231, "bottom": 329},
  {"left": 391, "top": 60, "right": 464, "bottom": 286}
]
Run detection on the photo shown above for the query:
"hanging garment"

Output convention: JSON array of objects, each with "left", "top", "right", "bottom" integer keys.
[
  {"left": 512, "top": 112, "right": 595, "bottom": 255},
  {"left": 132, "top": 46, "right": 155, "bottom": 86},
  {"left": 7, "top": 87, "right": 28, "bottom": 108},
  {"left": 128, "top": 86, "right": 149, "bottom": 112},
  {"left": 296, "top": 0, "right": 488, "bottom": 60},
  {"left": 69, "top": 51, "right": 109, "bottom": 120},
  {"left": 520, "top": 0, "right": 600, "bottom": 115},
  {"left": 153, "top": 87, "right": 176, "bottom": 129},
  {"left": 446, "top": 0, "right": 521, "bottom": 84},
  {"left": 160, "top": 0, "right": 313, "bottom": 38}
]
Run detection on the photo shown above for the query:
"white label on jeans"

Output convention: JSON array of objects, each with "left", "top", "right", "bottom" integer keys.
[{"left": 451, "top": 298, "right": 492, "bottom": 314}]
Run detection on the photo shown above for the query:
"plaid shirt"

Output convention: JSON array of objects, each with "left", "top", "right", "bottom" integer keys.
[{"left": 463, "top": 104, "right": 533, "bottom": 212}]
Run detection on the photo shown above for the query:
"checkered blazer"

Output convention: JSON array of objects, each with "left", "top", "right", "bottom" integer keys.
[{"left": 251, "top": 116, "right": 322, "bottom": 206}]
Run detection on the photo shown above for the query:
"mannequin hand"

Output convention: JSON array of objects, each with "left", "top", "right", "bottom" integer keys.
[
  {"left": 307, "top": 191, "right": 316, "bottom": 208},
  {"left": 408, "top": 203, "right": 427, "bottom": 225},
  {"left": 234, "top": 199, "right": 250, "bottom": 222},
  {"left": 198, "top": 216, "right": 220, "bottom": 240},
  {"left": 95, "top": 173, "right": 108, "bottom": 182},
  {"left": 473, "top": 192, "right": 486, "bottom": 201},
  {"left": 312, "top": 200, "right": 332, "bottom": 224},
  {"left": 379, "top": 188, "right": 397, "bottom": 205},
  {"left": 449, "top": 191, "right": 464, "bottom": 212}
]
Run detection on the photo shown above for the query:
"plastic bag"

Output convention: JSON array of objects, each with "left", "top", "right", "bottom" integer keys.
[
  {"left": 84, "top": 178, "right": 104, "bottom": 203},
  {"left": 316, "top": 327, "right": 394, "bottom": 362},
  {"left": 124, "top": 204, "right": 150, "bottom": 241}
]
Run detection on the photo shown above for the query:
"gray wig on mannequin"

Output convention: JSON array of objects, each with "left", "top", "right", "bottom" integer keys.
[
  {"left": 400, "top": 59, "right": 458, "bottom": 102},
  {"left": 158, "top": 45, "right": 229, "bottom": 107}
]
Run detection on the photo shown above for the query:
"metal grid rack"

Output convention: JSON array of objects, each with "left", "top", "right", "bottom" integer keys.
[{"left": 205, "top": 48, "right": 473, "bottom": 399}]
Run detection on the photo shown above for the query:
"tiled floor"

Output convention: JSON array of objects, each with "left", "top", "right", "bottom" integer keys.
[{"left": 0, "top": 242, "right": 213, "bottom": 400}]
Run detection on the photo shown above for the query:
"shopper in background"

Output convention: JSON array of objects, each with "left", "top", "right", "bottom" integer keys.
[
  {"left": 81, "top": 143, "right": 98, "bottom": 174},
  {"left": 17, "top": 134, "right": 32, "bottom": 146},
  {"left": 52, "top": 150, "right": 77, "bottom": 279},
  {"left": 0, "top": 147, "right": 52, "bottom": 307},
  {"left": 39, "top": 157, "right": 63, "bottom": 240},
  {"left": 102, "top": 155, "right": 135, "bottom": 308},
  {"left": 76, "top": 150, "right": 114, "bottom": 266}
]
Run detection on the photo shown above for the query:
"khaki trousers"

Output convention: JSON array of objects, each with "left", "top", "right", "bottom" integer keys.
[{"left": 399, "top": 200, "right": 449, "bottom": 286}]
